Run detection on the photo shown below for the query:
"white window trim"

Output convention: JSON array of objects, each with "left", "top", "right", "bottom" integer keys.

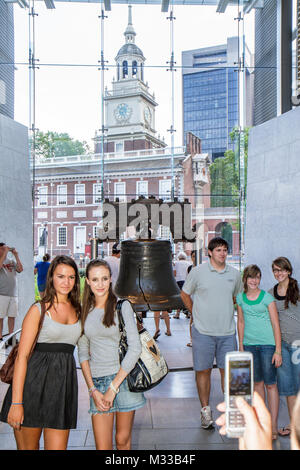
[
  {"left": 57, "top": 226, "right": 67, "bottom": 246},
  {"left": 136, "top": 180, "right": 148, "bottom": 198},
  {"left": 75, "top": 183, "right": 85, "bottom": 205},
  {"left": 93, "top": 183, "right": 102, "bottom": 204},
  {"left": 115, "top": 141, "right": 124, "bottom": 153},
  {"left": 57, "top": 184, "right": 67, "bottom": 205},
  {"left": 159, "top": 179, "right": 172, "bottom": 201},
  {"left": 73, "top": 225, "right": 86, "bottom": 253},
  {"left": 114, "top": 181, "right": 126, "bottom": 202},
  {"left": 38, "top": 186, "right": 48, "bottom": 207}
]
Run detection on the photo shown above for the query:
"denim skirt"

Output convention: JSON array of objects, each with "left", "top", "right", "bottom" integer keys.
[{"left": 89, "top": 373, "right": 146, "bottom": 415}]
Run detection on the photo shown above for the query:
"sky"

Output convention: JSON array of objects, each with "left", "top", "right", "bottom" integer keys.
[{"left": 13, "top": 2, "right": 255, "bottom": 149}]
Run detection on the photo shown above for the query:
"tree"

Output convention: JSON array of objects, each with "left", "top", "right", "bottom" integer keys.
[
  {"left": 209, "top": 127, "right": 249, "bottom": 207},
  {"left": 33, "top": 131, "right": 90, "bottom": 159}
]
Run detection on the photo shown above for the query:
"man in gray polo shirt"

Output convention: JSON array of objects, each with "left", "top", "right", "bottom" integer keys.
[{"left": 181, "top": 237, "right": 242, "bottom": 429}]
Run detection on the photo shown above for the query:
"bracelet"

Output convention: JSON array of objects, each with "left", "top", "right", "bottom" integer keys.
[
  {"left": 109, "top": 382, "right": 119, "bottom": 394},
  {"left": 88, "top": 386, "right": 97, "bottom": 396},
  {"left": 274, "top": 351, "right": 282, "bottom": 356},
  {"left": 11, "top": 402, "right": 23, "bottom": 405}
]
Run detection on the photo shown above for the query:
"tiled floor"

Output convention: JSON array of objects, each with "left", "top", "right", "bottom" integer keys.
[{"left": 0, "top": 314, "right": 292, "bottom": 450}]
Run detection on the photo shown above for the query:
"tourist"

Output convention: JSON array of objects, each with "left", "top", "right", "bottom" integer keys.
[
  {"left": 104, "top": 243, "right": 121, "bottom": 290},
  {"left": 0, "top": 255, "right": 81, "bottom": 450},
  {"left": 236, "top": 264, "right": 282, "bottom": 440},
  {"left": 181, "top": 237, "right": 243, "bottom": 429},
  {"left": 78, "top": 259, "right": 146, "bottom": 450},
  {"left": 34, "top": 253, "right": 51, "bottom": 298},
  {"left": 173, "top": 252, "right": 192, "bottom": 319},
  {"left": 0, "top": 243, "right": 23, "bottom": 346},
  {"left": 269, "top": 257, "right": 300, "bottom": 436}
]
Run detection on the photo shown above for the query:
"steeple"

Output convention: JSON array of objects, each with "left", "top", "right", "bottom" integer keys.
[
  {"left": 124, "top": 5, "right": 136, "bottom": 43},
  {"left": 115, "top": 5, "right": 145, "bottom": 82}
]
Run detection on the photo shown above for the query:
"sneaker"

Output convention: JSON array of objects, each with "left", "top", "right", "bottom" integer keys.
[{"left": 200, "top": 406, "right": 214, "bottom": 429}]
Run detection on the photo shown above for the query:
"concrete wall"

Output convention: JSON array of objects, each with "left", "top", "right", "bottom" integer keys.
[
  {"left": 0, "top": 114, "right": 34, "bottom": 331},
  {"left": 244, "top": 106, "right": 300, "bottom": 290}
]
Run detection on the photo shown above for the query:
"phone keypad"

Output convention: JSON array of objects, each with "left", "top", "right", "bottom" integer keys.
[
  {"left": 229, "top": 396, "right": 251, "bottom": 408},
  {"left": 229, "top": 410, "right": 245, "bottom": 427},
  {"left": 228, "top": 395, "right": 251, "bottom": 429}
]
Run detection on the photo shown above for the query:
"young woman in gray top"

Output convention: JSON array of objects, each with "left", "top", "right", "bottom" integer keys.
[
  {"left": 78, "top": 259, "right": 146, "bottom": 450},
  {"left": 269, "top": 257, "right": 300, "bottom": 437},
  {"left": 0, "top": 255, "right": 82, "bottom": 450}
]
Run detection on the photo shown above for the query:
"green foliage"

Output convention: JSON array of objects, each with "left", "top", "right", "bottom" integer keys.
[
  {"left": 33, "top": 131, "right": 90, "bottom": 159},
  {"left": 209, "top": 127, "right": 249, "bottom": 207}
]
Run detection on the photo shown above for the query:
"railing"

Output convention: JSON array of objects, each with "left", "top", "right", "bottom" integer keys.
[
  {"left": 31, "top": 146, "right": 186, "bottom": 167},
  {"left": 0, "top": 330, "right": 21, "bottom": 350},
  {"left": 0, "top": 330, "right": 22, "bottom": 366}
]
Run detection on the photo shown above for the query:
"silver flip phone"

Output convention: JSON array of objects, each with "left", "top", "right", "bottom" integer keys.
[{"left": 225, "top": 351, "right": 253, "bottom": 438}]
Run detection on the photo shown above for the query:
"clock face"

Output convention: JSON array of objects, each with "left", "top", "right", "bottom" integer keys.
[
  {"left": 144, "top": 106, "right": 152, "bottom": 125},
  {"left": 114, "top": 103, "right": 132, "bottom": 123}
]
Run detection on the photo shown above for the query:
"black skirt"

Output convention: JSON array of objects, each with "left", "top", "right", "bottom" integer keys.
[{"left": 0, "top": 343, "right": 78, "bottom": 430}]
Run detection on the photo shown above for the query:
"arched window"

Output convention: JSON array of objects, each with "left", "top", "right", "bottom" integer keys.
[
  {"left": 117, "top": 63, "right": 120, "bottom": 81},
  {"left": 122, "top": 60, "right": 128, "bottom": 79},
  {"left": 215, "top": 222, "right": 233, "bottom": 254},
  {"left": 141, "top": 63, "right": 144, "bottom": 82},
  {"left": 132, "top": 60, "right": 138, "bottom": 77}
]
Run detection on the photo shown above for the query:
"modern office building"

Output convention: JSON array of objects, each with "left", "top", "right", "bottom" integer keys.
[
  {"left": 182, "top": 37, "right": 253, "bottom": 161},
  {"left": 0, "top": 0, "right": 14, "bottom": 119},
  {"left": 254, "top": 0, "right": 294, "bottom": 125}
]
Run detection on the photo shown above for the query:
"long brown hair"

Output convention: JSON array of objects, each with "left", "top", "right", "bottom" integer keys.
[
  {"left": 81, "top": 259, "right": 117, "bottom": 332},
  {"left": 41, "top": 255, "right": 81, "bottom": 317},
  {"left": 272, "top": 257, "right": 299, "bottom": 308}
]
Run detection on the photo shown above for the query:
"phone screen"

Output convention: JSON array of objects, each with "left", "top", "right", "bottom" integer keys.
[{"left": 229, "top": 360, "right": 251, "bottom": 397}]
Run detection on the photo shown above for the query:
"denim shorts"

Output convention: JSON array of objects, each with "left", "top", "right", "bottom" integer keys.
[
  {"left": 243, "top": 345, "right": 277, "bottom": 385},
  {"left": 89, "top": 373, "right": 146, "bottom": 415},
  {"left": 191, "top": 325, "right": 237, "bottom": 371},
  {"left": 276, "top": 341, "right": 300, "bottom": 396}
]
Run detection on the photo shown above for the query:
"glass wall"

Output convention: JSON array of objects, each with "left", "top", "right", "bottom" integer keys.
[{"left": 10, "top": 1, "right": 256, "bottom": 273}]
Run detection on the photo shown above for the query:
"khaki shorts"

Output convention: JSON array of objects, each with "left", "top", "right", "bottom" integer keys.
[{"left": 0, "top": 295, "right": 18, "bottom": 318}]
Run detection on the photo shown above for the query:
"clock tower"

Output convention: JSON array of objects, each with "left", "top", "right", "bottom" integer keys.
[{"left": 102, "top": 6, "right": 166, "bottom": 153}]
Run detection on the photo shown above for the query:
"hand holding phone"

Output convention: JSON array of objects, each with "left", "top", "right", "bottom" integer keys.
[{"left": 216, "top": 391, "right": 273, "bottom": 450}]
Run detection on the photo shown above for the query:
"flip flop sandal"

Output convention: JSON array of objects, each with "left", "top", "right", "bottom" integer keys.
[
  {"left": 153, "top": 330, "right": 161, "bottom": 340},
  {"left": 278, "top": 426, "right": 291, "bottom": 436},
  {"left": 186, "top": 342, "right": 192, "bottom": 347}
]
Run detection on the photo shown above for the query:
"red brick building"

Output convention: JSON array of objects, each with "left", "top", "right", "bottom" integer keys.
[{"left": 33, "top": 8, "right": 239, "bottom": 263}]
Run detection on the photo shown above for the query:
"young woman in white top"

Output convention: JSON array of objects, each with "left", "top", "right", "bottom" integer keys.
[
  {"left": 0, "top": 255, "right": 81, "bottom": 450},
  {"left": 78, "top": 259, "right": 146, "bottom": 450}
]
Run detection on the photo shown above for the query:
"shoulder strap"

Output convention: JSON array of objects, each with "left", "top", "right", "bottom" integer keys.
[
  {"left": 116, "top": 299, "right": 143, "bottom": 333},
  {"left": 116, "top": 299, "right": 126, "bottom": 334},
  {"left": 29, "top": 302, "right": 46, "bottom": 356}
]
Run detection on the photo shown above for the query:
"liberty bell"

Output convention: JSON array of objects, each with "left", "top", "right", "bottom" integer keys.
[
  {"left": 114, "top": 239, "right": 185, "bottom": 312},
  {"left": 93, "top": 196, "right": 195, "bottom": 313}
]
